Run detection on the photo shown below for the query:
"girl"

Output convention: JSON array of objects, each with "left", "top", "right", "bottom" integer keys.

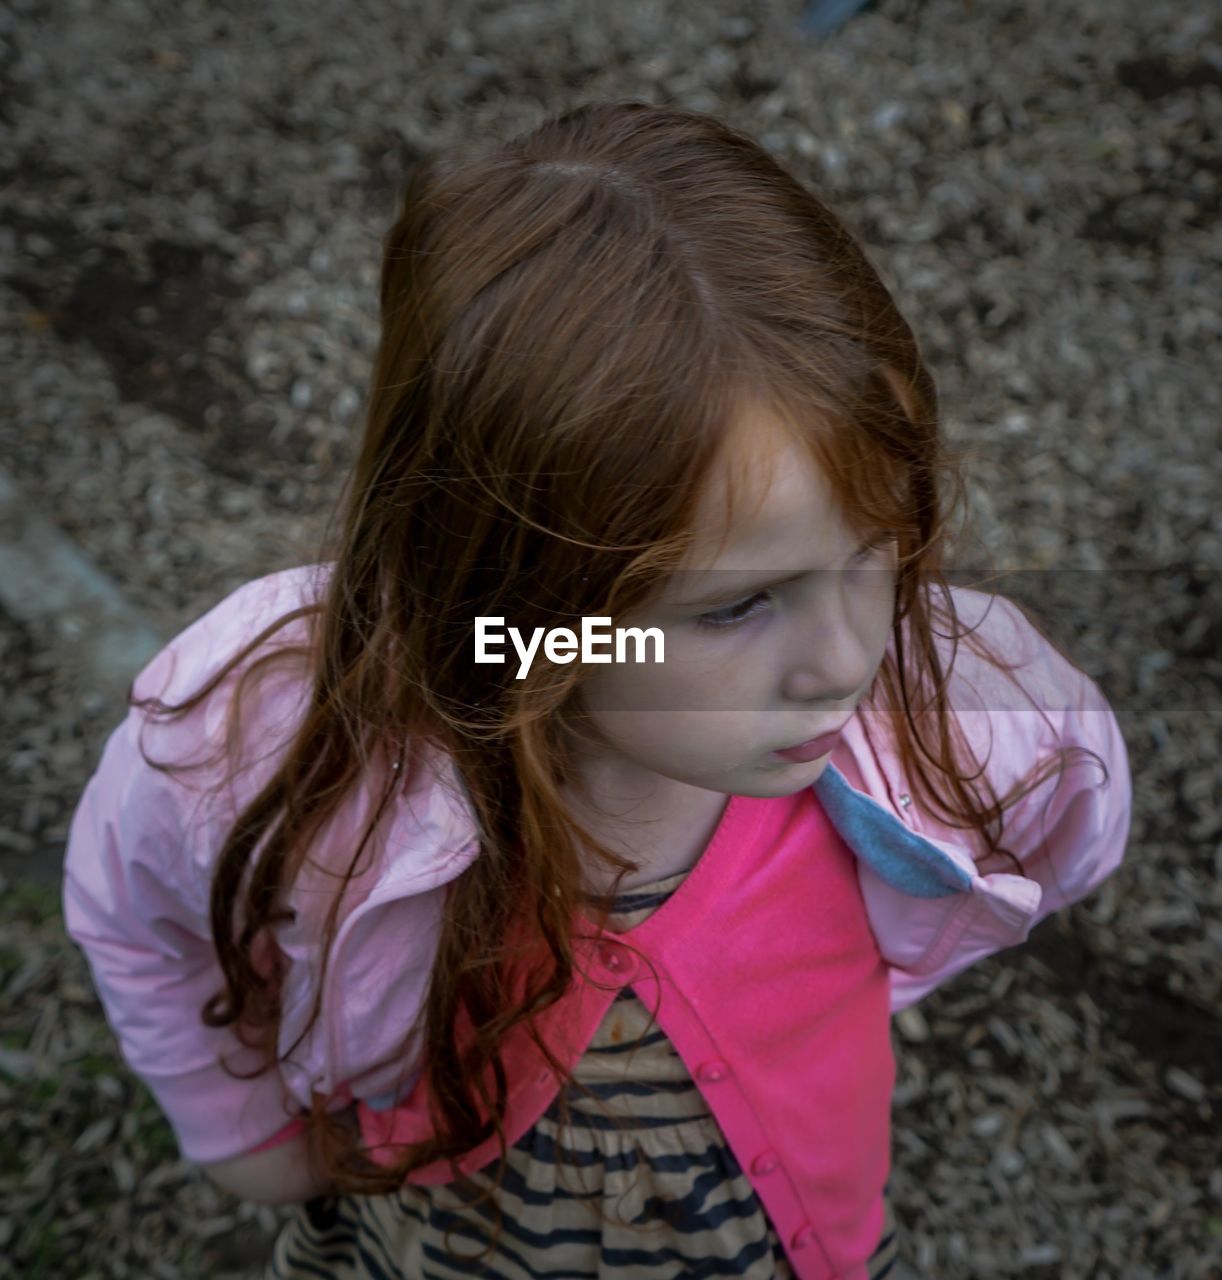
[{"left": 63, "top": 100, "right": 1131, "bottom": 1280}]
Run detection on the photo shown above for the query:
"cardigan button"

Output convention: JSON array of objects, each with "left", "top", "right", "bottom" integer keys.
[
  {"left": 697, "top": 1061, "right": 730, "bottom": 1083},
  {"left": 898, "top": 792, "right": 912, "bottom": 808},
  {"left": 598, "top": 942, "right": 637, "bottom": 981},
  {"left": 751, "top": 1151, "right": 779, "bottom": 1175},
  {"left": 791, "top": 1223, "right": 817, "bottom": 1249}
]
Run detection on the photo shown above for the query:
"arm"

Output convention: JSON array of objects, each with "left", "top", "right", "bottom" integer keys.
[
  {"left": 63, "top": 705, "right": 305, "bottom": 1165},
  {"left": 202, "top": 1128, "right": 335, "bottom": 1205},
  {"left": 199, "top": 1105, "right": 371, "bottom": 1204},
  {"left": 888, "top": 611, "right": 1133, "bottom": 1012}
]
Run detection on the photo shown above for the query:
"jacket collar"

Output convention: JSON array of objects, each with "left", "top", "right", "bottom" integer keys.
[{"left": 814, "top": 763, "right": 968, "bottom": 899}]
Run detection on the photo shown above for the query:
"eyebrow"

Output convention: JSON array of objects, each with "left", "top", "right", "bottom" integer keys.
[{"left": 666, "top": 537, "right": 882, "bottom": 610}]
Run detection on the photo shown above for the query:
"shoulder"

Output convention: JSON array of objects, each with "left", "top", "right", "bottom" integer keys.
[
  {"left": 841, "top": 585, "right": 1131, "bottom": 1005},
  {"left": 128, "top": 562, "right": 333, "bottom": 790},
  {"left": 61, "top": 564, "right": 320, "bottom": 939},
  {"left": 921, "top": 583, "right": 1123, "bottom": 779},
  {"left": 940, "top": 583, "right": 1126, "bottom": 795},
  {"left": 924, "top": 584, "right": 1131, "bottom": 866},
  {"left": 131, "top": 562, "right": 332, "bottom": 709},
  {"left": 846, "top": 582, "right": 1128, "bottom": 849},
  {"left": 932, "top": 585, "right": 1101, "bottom": 722},
  {"left": 94, "top": 564, "right": 333, "bottom": 887}
]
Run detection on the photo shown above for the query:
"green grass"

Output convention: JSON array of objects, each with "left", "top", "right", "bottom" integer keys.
[
  {"left": 137, "top": 1094, "right": 183, "bottom": 1161},
  {"left": 76, "top": 1050, "right": 118, "bottom": 1078},
  {"left": 15, "top": 1222, "right": 59, "bottom": 1280},
  {"left": 3, "top": 879, "right": 62, "bottom": 925},
  {"left": 29, "top": 1077, "right": 59, "bottom": 1103}
]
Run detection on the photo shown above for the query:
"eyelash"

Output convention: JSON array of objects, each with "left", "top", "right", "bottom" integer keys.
[{"left": 693, "top": 536, "right": 897, "bottom": 632}]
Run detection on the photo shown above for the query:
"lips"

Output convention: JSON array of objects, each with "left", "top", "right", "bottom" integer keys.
[{"left": 772, "top": 722, "right": 848, "bottom": 763}]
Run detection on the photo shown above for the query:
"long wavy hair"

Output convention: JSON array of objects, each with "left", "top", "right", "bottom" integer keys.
[{"left": 132, "top": 99, "right": 1106, "bottom": 1260}]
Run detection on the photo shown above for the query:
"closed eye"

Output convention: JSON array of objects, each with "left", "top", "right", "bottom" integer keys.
[{"left": 693, "top": 535, "right": 897, "bottom": 632}]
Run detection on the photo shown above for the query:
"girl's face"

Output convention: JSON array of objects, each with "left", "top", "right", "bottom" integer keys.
[{"left": 569, "top": 406, "right": 898, "bottom": 805}]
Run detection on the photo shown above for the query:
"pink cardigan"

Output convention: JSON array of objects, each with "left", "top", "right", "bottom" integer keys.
[{"left": 63, "top": 564, "right": 1132, "bottom": 1279}]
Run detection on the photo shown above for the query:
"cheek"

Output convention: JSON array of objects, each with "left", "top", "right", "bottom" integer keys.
[
  {"left": 590, "top": 705, "right": 747, "bottom": 760},
  {"left": 578, "top": 620, "right": 768, "bottom": 718},
  {"left": 581, "top": 648, "right": 712, "bottom": 714},
  {"left": 851, "top": 571, "right": 897, "bottom": 639},
  {"left": 579, "top": 663, "right": 661, "bottom": 716}
]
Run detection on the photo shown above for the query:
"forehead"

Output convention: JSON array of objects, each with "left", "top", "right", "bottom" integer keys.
[{"left": 688, "top": 404, "right": 838, "bottom": 561}]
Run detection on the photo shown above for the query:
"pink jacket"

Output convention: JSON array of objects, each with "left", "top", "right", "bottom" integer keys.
[{"left": 63, "top": 564, "right": 1131, "bottom": 1279}]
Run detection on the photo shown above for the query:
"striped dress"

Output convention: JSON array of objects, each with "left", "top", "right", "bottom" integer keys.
[{"left": 267, "top": 867, "right": 903, "bottom": 1279}]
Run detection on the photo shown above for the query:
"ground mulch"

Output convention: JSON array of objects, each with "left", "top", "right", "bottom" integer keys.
[{"left": 1, "top": 0, "right": 1219, "bottom": 1276}]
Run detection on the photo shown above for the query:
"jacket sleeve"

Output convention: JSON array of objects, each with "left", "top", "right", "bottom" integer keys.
[
  {"left": 888, "top": 601, "right": 1134, "bottom": 1012},
  {"left": 62, "top": 703, "right": 304, "bottom": 1164}
]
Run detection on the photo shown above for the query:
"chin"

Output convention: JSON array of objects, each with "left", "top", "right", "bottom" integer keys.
[{"left": 740, "top": 758, "right": 830, "bottom": 795}]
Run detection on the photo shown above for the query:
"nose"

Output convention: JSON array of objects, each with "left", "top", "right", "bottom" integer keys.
[
  {"left": 780, "top": 592, "right": 876, "bottom": 706},
  {"left": 782, "top": 664, "right": 860, "bottom": 706}
]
